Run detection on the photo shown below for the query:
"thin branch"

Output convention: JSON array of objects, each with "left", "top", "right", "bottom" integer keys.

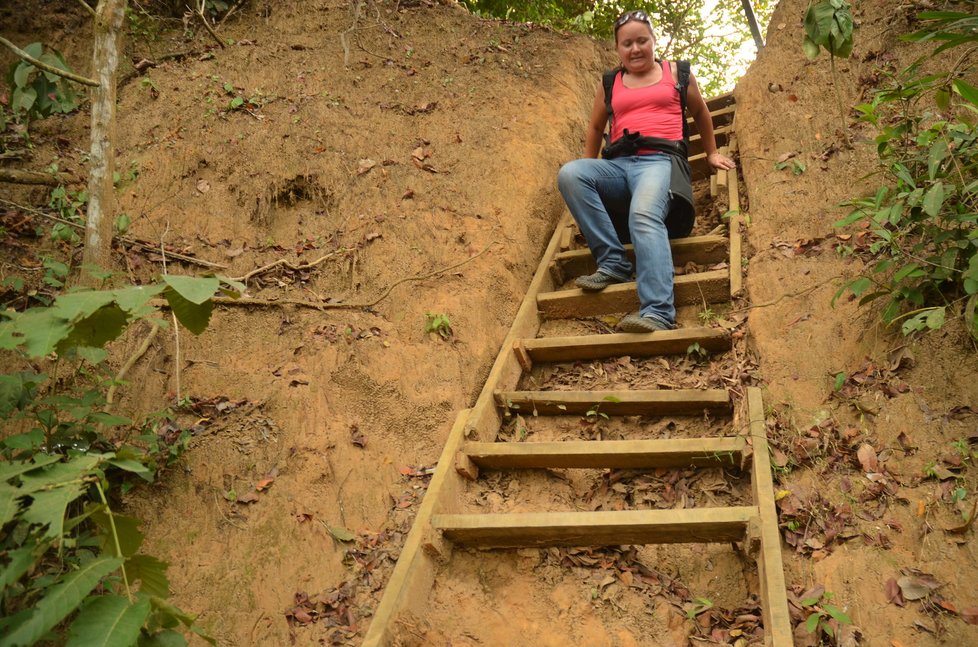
[
  {"left": 732, "top": 274, "right": 842, "bottom": 312},
  {"left": 75, "top": 0, "right": 96, "bottom": 17},
  {"left": 216, "top": 0, "right": 249, "bottom": 28},
  {"left": 208, "top": 240, "right": 497, "bottom": 311},
  {"left": 191, "top": 1, "right": 227, "bottom": 49},
  {"left": 161, "top": 222, "right": 183, "bottom": 403},
  {"left": 0, "top": 198, "right": 228, "bottom": 270},
  {"left": 106, "top": 322, "right": 160, "bottom": 406},
  {"left": 229, "top": 252, "right": 340, "bottom": 283},
  {"left": 0, "top": 36, "right": 99, "bottom": 87}
]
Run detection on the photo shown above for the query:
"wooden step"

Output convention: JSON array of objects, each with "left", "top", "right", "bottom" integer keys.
[
  {"left": 705, "top": 92, "right": 735, "bottom": 111},
  {"left": 463, "top": 436, "right": 745, "bottom": 469},
  {"left": 689, "top": 125, "right": 731, "bottom": 157},
  {"left": 521, "top": 327, "right": 731, "bottom": 362},
  {"left": 688, "top": 104, "right": 736, "bottom": 134},
  {"left": 537, "top": 269, "right": 729, "bottom": 319},
  {"left": 495, "top": 389, "right": 731, "bottom": 416},
  {"left": 432, "top": 507, "right": 755, "bottom": 548},
  {"left": 552, "top": 234, "right": 727, "bottom": 281}
]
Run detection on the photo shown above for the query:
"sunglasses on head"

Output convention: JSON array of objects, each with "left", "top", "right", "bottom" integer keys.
[{"left": 614, "top": 10, "right": 652, "bottom": 31}]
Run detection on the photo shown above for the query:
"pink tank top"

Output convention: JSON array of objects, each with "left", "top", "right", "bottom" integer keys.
[{"left": 610, "top": 61, "right": 683, "bottom": 143}]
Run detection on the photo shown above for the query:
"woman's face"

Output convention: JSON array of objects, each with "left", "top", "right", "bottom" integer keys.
[{"left": 615, "top": 20, "right": 655, "bottom": 74}]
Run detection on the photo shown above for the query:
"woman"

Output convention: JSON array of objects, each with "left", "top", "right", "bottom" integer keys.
[{"left": 557, "top": 9, "right": 735, "bottom": 333}]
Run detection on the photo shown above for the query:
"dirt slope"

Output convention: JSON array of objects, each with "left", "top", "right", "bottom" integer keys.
[{"left": 3, "top": 0, "right": 978, "bottom": 645}]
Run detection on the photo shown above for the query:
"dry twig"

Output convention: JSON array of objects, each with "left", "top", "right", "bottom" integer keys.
[{"left": 230, "top": 252, "right": 339, "bottom": 283}]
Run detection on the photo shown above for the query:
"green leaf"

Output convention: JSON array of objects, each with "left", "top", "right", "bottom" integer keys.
[
  {"left": 138, "top": 630, "right": 187, "bottom": 647},
  {"left": 822, "top": 603, "right": 852, "bottom": 624},
  {"left": 802, "top": 35, "right": 820, "bottom": 59},
  {"left": 0, "top": 371, "right": 45, "bottom": 416},
  {"left": 12, "top": 86, "right": 37, "bottom": 114},
  {"left": 5, "top": 307, "right": 72, "bottom": 357},
  {"left": 56, "top": 305, "right": 130, "bottom": 354},
  {"left": 833, "top": 372, "right": 846, "bottom": 391},
  {"left": 21, "top": 481, "right": 87, "bottom": 539},
  {"left": 13, "top": 63, "right": 34, "bottom": 89},
  {"left": 112, "top": 285, "right": 166, "bottom": 314},
  {"left": 89, "top": 508, "right": 145, "bottom": 558},
  {"left": 75, "top": 347, "right": 109, "bottom": 365},
  {"left": 326, "top": 525, "right": 356, "bottom": 542},
  {"left": 163, "top": 287, "right": 213, "bottom": 335},
  {"left": 23, "top": 42, "right": 43, "bottom": 59},
  {"left": 0, "top": 483, "right": 22, "bottom": 525},
  {"left": 804, "top": 611, "right": 822, "bottom": 633},
  {"left": 230, "top": 96, "right": 244, "bottom": 109},
  {"left": 953, "top": 79, "right": 978, "bottom": 108},
  {"left": 0, "top": 454, "right": 61, "bottom": 482},
  {"left": 922, "top": 183, "right": 945, "bottom": 217},
  {"left": 125, "top": 554, "right": 171, "bottom": 597},
  {"left": 66, "top": 594, "right": 151, "bottom": 647},
  {"left": 161, "top": 275, "right": 219, "bottom": 305},
  {"left": 927, "top": 139, "right": 948, "bottom": 180},
  {"left": 2, "top": 556, "right": 123, "bottom": 647},
  {"left": 0, "top": 545, "right": 37, "bottom": 590},
  {"left": 925, "top": 307, "right": 946, "bottom": 330},
  {"left": 51, "top": 291, "right": 118, "bottom": 321}
]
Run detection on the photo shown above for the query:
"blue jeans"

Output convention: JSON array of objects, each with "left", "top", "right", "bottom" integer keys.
[{"left": 557, "top": 154, "right": 688, "bottom": 326}]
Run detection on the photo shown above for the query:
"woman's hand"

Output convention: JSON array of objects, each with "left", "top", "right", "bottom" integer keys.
[{"left": 707, "top": 151, "right": 735, "bottom": 171}]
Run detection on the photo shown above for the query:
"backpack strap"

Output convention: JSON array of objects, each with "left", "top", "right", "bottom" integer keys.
[
  {"left": 675, "top": 60, "right": 691, "bottom": 142},
  {"left": 602, "top": 67, "right": 621, "bottom": 143}
]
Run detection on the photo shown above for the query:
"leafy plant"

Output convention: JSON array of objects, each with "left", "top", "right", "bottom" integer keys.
[
  {"left": 5, "top": 43, "right": 80, "bottom": 123},
  {"left": 775, "top": 159, "right": 807, "bottom": 175},
  {"left": 800, "top": 590, "right": 852, "bottom": 639},
  {"left": 686, "top": 342, "right": 709, "bottom": 360},
  {"left": 0, "top": 274, "right": 242, "bottom": 645},
  {"left": 424, "top": 312, "right": 454, "bottom": 341},
  {"left": 833, "top": 16, "right": 978, "bottom": 340},
  {"left": 803, "top": 0, "right": 854, "bottom": 146}
]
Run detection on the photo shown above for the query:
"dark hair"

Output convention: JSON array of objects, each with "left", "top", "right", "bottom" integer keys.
[{"left": 614, "top": 10, "right": 654, "bottom": 42}]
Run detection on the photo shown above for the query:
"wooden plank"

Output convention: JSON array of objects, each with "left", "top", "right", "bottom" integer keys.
[
  {"left": 690, "top": 152, "right": 710, "bottom": 180},
  {"left": 522, "top": 327, "right": 731, "bottom": 362},
  {"left": 462, "top": 213, "right": 571, "bottom": 443},
  {"left": 687, "top": 104, "right": 736, "bottom": 135},
  {"left": 689, "top": 125, "right": 731, "bottom": 157},
  {"left": 536, "top": 269, "right": 730, "bottom": 319},
  {"left": 361, "top": 410, "right": 471, "bottom": 647},
  {"left": 710, "top": 173, "right": 718, "bottom": 197},
  {"left": 495, "top": 389, "right": 732, "bottom": 416},
  {"left": 747, "top": 388, "right": 793, "bottom": 647},
  {"left": 705, "top": 92, "right": 735, "bottom": 111},
  {"left": 463, "top": 436, "right": 745, "bottom": 469},
  {"left": 729, "top": 213, "right": 743, "bottom": 299},
  {"left": 432, "top": 507, "right": 754, "bottom": 548},
  {"left": 553, "top": 235, "right": 728, "bottom": 280}
]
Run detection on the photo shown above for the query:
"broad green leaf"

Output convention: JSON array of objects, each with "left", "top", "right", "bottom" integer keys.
[
  {"left": 0, "top": 545, "right": 36, "bottom": 590},
  {"left": 161, "top": 275, "right": 219, "bottom": 305},
  {"left": 927, "top": 139, "right": 948, "bottom": 180},
  {"left": 125, "top": 554, "right": 171, "bottom": 597},
  {"left": 23, "top": 42, "right": 43, "bottom": 59},
  {"left": 804, "top": 612, "right": 822, "bottom": 633},
  {"left": 12, "top": 86, "right": 37, "bottom": 114},
  {"left": 6, "top": 307, "right": 73, "bottom": 357},
  {"left": 925, "top": 307, "right": 946, "bottom": 329},
  {"left": 163, "top": 287, "right": 213, "bottom": 335},
  {"left": 51, "top": 291, "right": 117, "bottom": 322},
  {"left": 13, "top": 63, "right": 33, "bottom": 89},
  {"left": 0, "top": 483, "right": 22, "bottom": 525},
  {"left": 74, "top": 347, "right": 109, "bottom": 365},
  {"left": 21, "top": 481, "right": 87, "bottom": 539},
  {"left": 0, "top": 454, "right": 61, "bottom": 482},
  {"left": 91, "top": 413, "right": 133, "bottom": 427},
  {"left": 66, "top": 594, "right": 151, "bottom": 647},
  {"left": 822, "top": 603, "right": 852, "bottom": 624},
  {"left": 112, "top": 285, "right": 165, "bottom": 314},
  {"left": 20, "top": 454, "right": 106, "bottom": 491},
  {"left": 56, "top": 305, "right": 130, "bottom": 354},
  {"left": 0, "top": 371, "right": 45, "bottom": 416},
  {"left": 848, "top": 277, "right": 872, "bottom": 296},
  {"left": 2, "top": 556, "right": 123, "bottom": 647},
  {"left": 802, "top": 36, "right": 820, "bottom": 59},
  {"left": 326, "top": 525, "right": 356, "bottom": 542},
  {"left": 91, "top": 509, "right": 144, "bottom": 558},
  {"left": 138, "top": 630, "right": 187, "bottom": 647},
  {"left": 922, "top": 183, "right": 945, "bottom": 217},
  {"left": 953, "top": 79, "right": 978, "bottom": 108}
]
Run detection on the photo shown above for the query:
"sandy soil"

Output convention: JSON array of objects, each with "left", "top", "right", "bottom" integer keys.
[{"left": 3, "top": 0, "right": 978, "bottom": 645}]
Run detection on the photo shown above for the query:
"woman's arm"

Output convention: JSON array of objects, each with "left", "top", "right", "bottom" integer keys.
[
  {"left": 687, "top": 73, "right": 735, "bottom": 170},
  {"left": 584, "top": 82, "right": 609, "bottom": 159}
]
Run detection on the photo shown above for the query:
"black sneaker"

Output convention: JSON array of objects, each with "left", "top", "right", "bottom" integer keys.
[
  {"left": 575, "top": 270, "right": 626, "bottom": 292},
  {"left": 618, "top": 312, "right": 671, "bottom": 333}
]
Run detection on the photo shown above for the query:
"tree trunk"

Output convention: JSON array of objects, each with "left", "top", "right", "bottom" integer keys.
[{"left": 82, "top": 0, "right": 127, "bottom": 275}]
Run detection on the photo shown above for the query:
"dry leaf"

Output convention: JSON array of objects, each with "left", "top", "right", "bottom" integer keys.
[
  {"left": 237, "top": 491, "right": 260, "bottom": 504},
  {"left": 196, "top": 179, "right": 210, "bottom": 193},
  {"left": 884, "top": 577, "right": 904, "bottom": 606},
  {"left": 857, "top": 443, "right": 879, "bottom": 472},
  {"left": 255, "top": 478, "right": 274, "bottom": 491},
  {"left": 961, "top": 607, "right": 978, "bottom": 625},
  {"left": 357, "top": 158, "right": 377, "bottom": 175}
]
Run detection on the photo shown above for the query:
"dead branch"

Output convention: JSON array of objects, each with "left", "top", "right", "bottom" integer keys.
[
  {"left": 75, "top": 0, "right": 96, "bottom": 17},
  {"left": 106, "top": 322, "right": 160, "bottom": 406},
  {"left": 207, "top": 239, "right": 496, "bottom": 311},
  {"left": 216, "top": 0, "right": 249, "bottom": 28},
  {"left": 230, "top": 252, "right": 339, "bottom": 283},
  {"left": 732, "top": 274, "right": 842, "bottom": 312},
  {"left": 0, "top": 36, "right": 99, "bottom": 87},
  {"left": 193, "top": 1, "right": 227, "bottom": 49},
  {"left": 0, "top": 197, "right": 228, "bottom": 270},
  {"left": 0, "top": 168, "right": 66, "bottom": 186}
]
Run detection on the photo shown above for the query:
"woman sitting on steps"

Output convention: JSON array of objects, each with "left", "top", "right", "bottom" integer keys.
[{"left": 557, "top": 9, "right": 735, "bottom": 333}]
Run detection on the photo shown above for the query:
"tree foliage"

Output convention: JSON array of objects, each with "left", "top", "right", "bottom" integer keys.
[{"left": 460, "top": 0, "right": 774, "bottom": 94}]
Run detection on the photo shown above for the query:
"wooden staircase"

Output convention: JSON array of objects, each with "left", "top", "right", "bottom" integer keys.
[{"left": 362, "top": 92, "right": 792, "bottom": 647}]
